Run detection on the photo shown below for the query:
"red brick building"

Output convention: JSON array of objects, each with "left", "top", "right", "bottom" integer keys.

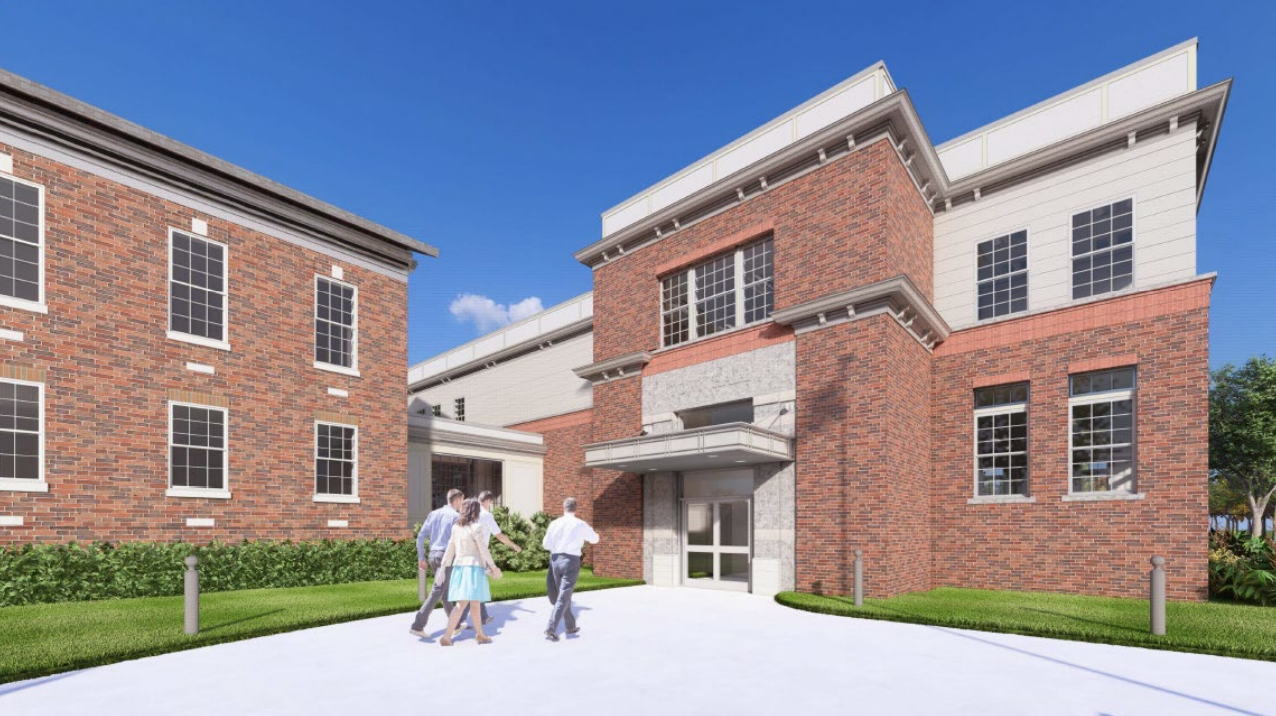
[
  {"left": 0, "top": 69, "right": 436, "bottom": 543},
  {"left": 562, "top": 40, "right": 1226, "bottom": 601}
]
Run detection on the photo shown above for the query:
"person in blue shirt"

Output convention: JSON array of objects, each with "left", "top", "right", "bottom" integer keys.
[{"left": 408, "top": 488, "right": 464, "bottom": 638}]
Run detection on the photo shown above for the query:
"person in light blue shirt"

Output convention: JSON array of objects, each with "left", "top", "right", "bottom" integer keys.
[{"left": 408, "top": 488, "right": 464, "bottom": 637}]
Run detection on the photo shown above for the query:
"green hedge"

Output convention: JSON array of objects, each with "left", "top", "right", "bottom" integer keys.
[{"left": 0, "top": 507, "right": 554, "bottom": 607}]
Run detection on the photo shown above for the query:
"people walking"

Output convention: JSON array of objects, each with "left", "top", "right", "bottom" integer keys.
[
  {"left": 541, "top": 497, "right": 599, "bottom": 642},
  {"left": 462, "top": 490, "right": 522, "bottom": 629},
  {"left": 439, "top": 498, "right": 503, "bottom": 646},
  {"left": 408, "top": 489, "right": 463, "bottom": 638}
]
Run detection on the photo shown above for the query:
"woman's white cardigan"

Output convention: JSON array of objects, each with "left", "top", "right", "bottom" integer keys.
[{"left": 441, "top": 523, "right": 498, "bottom": 571}]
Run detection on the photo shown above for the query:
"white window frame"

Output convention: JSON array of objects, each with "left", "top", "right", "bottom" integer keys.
[
  {"left": 0, "top": 377, "right": 46, "bottom": 492},
  {"left": 166, "top": 400, "right": 231, "bottom": 499},
  {"left": 313, "top": 420, "right": 359, "bottom": 504},
  {"left": 970, "top": 390, "right": 1032, "bottom": 503},
  {"left": 0, "top": 173, "right": 48, "bottom": 315},
  {"left": 313, "top": 275, "right": 360, "bottom": 377},
  {"left": 1068, "top": 195, "right": 1137, "bottom": 303},
  {"left": 660, "top": 238, "right": 773, "bottom": 348},
  {"left": 1066, "top": 371, "right": 1140, "bottom": 500},
  {"left": 973, "top": 227, "right": 1030, "bottom": 323},
  {"left": 166, "top": 227, "right": 231, "bottom": 351}
]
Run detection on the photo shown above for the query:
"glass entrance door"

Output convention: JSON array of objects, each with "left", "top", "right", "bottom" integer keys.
[{"left": 682, "top": 498, "right": 751, "bottom": 591}]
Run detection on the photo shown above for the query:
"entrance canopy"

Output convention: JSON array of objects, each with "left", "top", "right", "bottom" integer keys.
[{"left": 584, "top": 422, "right": 793, "bottom": 472}]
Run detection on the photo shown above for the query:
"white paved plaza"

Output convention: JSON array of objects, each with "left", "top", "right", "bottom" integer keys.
[{"left": 2, "top": 586, "right": 1273, "bottom": 716}]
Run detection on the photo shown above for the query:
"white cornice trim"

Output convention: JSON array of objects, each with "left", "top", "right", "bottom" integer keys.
[
  {"left": 771, "top": 275, "right": 950, "bottom": 350},
  {"left": 574, "top": 351, "right": 652, "bottom": 384}
]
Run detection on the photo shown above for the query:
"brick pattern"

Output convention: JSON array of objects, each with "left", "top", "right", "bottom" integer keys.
[
  {"left": 795, "top": 314, "right": 932, "bottom": 597},
  {"left": 931, "top": 281, "right": 1211, "bottom": 600},
  {"left": 587, "top": 378, "right": 644, "bottom": 578},
  {"left": 0, "top": 142, "right": 408, "bottom": 544}
]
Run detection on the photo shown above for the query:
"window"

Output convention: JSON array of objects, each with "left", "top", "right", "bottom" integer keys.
[
  {"left": 1072, "top": 199, "right": 1133, "bottom": 300},
  {"left": 430, "top": 454, "right": 501, "bottom": 509},
  {"left": 976, "top": 230, "right": 1028, "bottom": 320},
  {"left": 679, "top": 400, "right": 755, "bottom": 430},
  {"left": 315, "top": 277, "right": 357, "bottom": 371},
  {"left": 431, "top": 404, "right": 442, "bottom": 417},
  {"left": 169, "top": 403, "right": 227, "bottom": 494},
  {"left": 0, "top": 175, "right": 43, "bottom": 306},
  {"left": 0, "top": 379, "right": 43, "bottom": 489},
  {"left": 661, "top": 238, "right": 774, "bottom": 347},
  {"left": 169, "top": 230, "right": 227, "bottom": 344},
  {"left": 1069, "top": 367, "right": 1136, "bottom": 494},
  {"left": 315, "top": 422, "right": 357, "bottom": 498},
  {"left": 973, "top": 383, "right": 1029, "bottom": 497},
  {"left": 454, "top": 397, "right": 465, "bottom": 422}
]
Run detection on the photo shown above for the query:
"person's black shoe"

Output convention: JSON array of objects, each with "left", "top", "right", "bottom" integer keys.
[
  {"left": 544, "top": 629, "right": 559, "bottom": 642},
  {"left": 566, "top": 627, "right": 580, "bottom": 636}
]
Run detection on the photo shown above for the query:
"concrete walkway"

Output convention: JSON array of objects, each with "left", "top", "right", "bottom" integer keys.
[{"left": 2, "top": 586, "right": 1273, "bottom": 716}]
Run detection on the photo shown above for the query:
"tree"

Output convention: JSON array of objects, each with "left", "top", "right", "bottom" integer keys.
[{"left": 1210, "top": 356, "right": 1276, "bottom": 538}]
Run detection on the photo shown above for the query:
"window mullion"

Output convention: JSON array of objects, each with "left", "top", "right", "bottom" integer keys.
[
  {"left": 686, "top": 268, "right": 698, "bottom": 340},
  {"left": 733, "top": 248, "right": 745, "bottom": 328}
]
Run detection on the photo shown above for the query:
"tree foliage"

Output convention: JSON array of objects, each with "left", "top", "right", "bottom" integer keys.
[{"left": 1210, "top": 356, "right": 1276, "bottom": 536}]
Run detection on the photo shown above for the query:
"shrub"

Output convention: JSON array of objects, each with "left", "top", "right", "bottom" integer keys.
[
  {"left": 1209, "top": 530, "right": 1276, "bottom": 605},
  {"left": 489, "top": 507, "right": 551, "bottom": 572},
  {"left": 0, "top": 539, "right": 417, "bottom": 607}
]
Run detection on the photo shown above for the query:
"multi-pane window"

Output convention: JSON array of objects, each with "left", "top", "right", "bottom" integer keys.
[
  {"left": 660, "top": 238, "right": 774, "bottom": 347},
  {"left": 695, "top": 253, "right": 736, "bottom": 338},
  {"left": 454, "top": 397, "right": 466, "bottom": 422},
  {"left": 170, "top": 404, "right": 226, "bottom": 491},
  {"left": 661, "top": 272, "right": 690, "bottom": 347},
  {"left": 1069, "top": 367, "right": 1136, "bottom": 494},
  {"left": 0, "top": 176, "right": 42, "bottom": 303},
  {"left": 170, "top": 230, "right": 226, "bottom": 342},
  {"left": 315, "top": 277, "right": 357, "bottom": 369},
  {"left": 974, "top": 383, "right": 1029, "bottom": 497},
  {"left": 976, "top": 230, "right": 1028, "bottom": 320},
  {"left": 315, "top": 422, "right": 356, "bottom": 497},
  {"left": 431, "top": 404, "right": 442, "bottom": 417},
  {"left": 742, "top": 240, "right": 774, "bottom": 324},
  {"left": 0, "top": 380, "right": 41, "bottom": 483},
  {"left": 1071, "top": 199, "right": 1133, "bottom": 300}
]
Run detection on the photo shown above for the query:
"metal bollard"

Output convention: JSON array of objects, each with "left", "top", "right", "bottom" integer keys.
[
  {"left": 1149, "top": 555, "right": 1166, "bottom": 636},
  {"left": 853, "top": 549, "right": 864, "bottom": 607},
  {"left": 418, "top": 565, "right": 428, "bottom": 602},
  {"left": 184, "top": 555, "right": 200, "bottom": 635}
]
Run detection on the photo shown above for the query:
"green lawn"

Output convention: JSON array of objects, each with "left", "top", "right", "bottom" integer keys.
[
  {"left": 0, "top": 569, "right": 641, "bottom": 684},
  {"left": 776, "top": 587, "right": 1276, "bottom": 661}
]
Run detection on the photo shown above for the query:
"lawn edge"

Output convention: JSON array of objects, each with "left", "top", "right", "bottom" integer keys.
[
  {"left": 1, "top": 578, "right": 644, "bottom": 684},
  {"left": 773, "top": 592, "right": 1276, "bottom": 663}
]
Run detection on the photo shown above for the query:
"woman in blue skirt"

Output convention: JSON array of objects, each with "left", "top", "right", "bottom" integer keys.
[{"left": 440, "top": 498, "right": 502, "bottom": 646}]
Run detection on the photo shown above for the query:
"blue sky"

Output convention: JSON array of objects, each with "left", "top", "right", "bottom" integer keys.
[{"left": 0, "top": 1, "right": 1271, "bottom": 368}]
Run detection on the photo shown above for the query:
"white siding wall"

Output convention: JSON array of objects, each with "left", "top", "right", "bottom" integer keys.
[
  {"left": 411, "top": 332, "right": 593, "bottom": 428},
  {"left": 934, "top": 120, "right": 1198, "bottom": 331}
]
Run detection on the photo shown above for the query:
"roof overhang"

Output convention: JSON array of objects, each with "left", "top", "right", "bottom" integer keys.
[
  {"left": 584, "top": 422, "right": 793, "bottom": 472},
  {"left": 0, "top": 69, "right": 437, "bottom": 270},
  {"left": 408, "top": 414, "right": 546, "bottom": 457}
]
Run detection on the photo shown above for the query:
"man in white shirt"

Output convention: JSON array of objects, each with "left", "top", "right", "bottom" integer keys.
[
  {"left": 541, "top": 496, "right": 599, "bottom": 641},
  {"left": 465, "top": 490, "right": 522, "bottom": 628}
]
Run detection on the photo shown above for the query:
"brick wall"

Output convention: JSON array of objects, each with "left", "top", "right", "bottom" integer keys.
[
  {"left": 508, "top": 409, "right": 595, "bottom": 521},
  {"left": 588, "top": 379, "right": 643, "bottom": 579},
  {"left": 930, "top": 279, "right": 1212, "bottom": 600},
  {"left": 795, "top": 313, "right": 932, "bottom": 597},
  {"left": 0, "top": 142, "right": 409, "bottom": 544}
]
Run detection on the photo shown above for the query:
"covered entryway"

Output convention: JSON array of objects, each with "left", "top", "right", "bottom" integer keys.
[{"left": 683, "top": 497, "right": 751, "bottom": 591}]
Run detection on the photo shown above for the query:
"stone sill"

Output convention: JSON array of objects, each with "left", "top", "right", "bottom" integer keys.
[
  {"left": 967, "top": 496, "right": 1036, "bottom": 505},
  {"left": 1061, "top": 492, "right": 1146, "bottom": 502}
]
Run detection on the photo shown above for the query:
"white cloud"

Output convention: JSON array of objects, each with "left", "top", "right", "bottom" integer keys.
[{"left": 449, "top": 293, "right": 544, "bottom": 333}]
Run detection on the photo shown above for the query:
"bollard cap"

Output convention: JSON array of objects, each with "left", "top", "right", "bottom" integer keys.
[
  {"left": 854, "top": 549, "right": 863, "bottom": 558},
  {"left": 185, "top": 555, "right": 199, "bottom": 568},
  {"left": 1150, "top": 555, "right": 1165, "bottom": 567}
]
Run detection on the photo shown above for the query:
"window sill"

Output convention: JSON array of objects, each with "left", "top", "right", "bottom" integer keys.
[
  {"left": 0, "top": 295, "right": 49, "bottom": 315},
  {"left": 314, "top": 362, "right": 360, "bottom": 378},
  {"left": 166, "top": 487, "right": 232, "bottom": 500},
  {"left": 168, "top": 331, "right": 231, "bottom": 352},
  {"left": 1061, "top": 492, "right": 1145, "bottom": 502},
  {"left": 0, "top": 478, "right": 49, "bottom": 493},
  {"left": 653, "top": 319, "right": 774, "bottom": 355},
  {"left": 967, "top": 495, "right": 1036, "bottom": 505},
  {"left": 314, "top": 493, "right": 360, "bottom": 504}
]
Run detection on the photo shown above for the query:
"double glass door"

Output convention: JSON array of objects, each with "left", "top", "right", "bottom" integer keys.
[{"left": 682, "top": 498, "right": 751, "bottom": 591}]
